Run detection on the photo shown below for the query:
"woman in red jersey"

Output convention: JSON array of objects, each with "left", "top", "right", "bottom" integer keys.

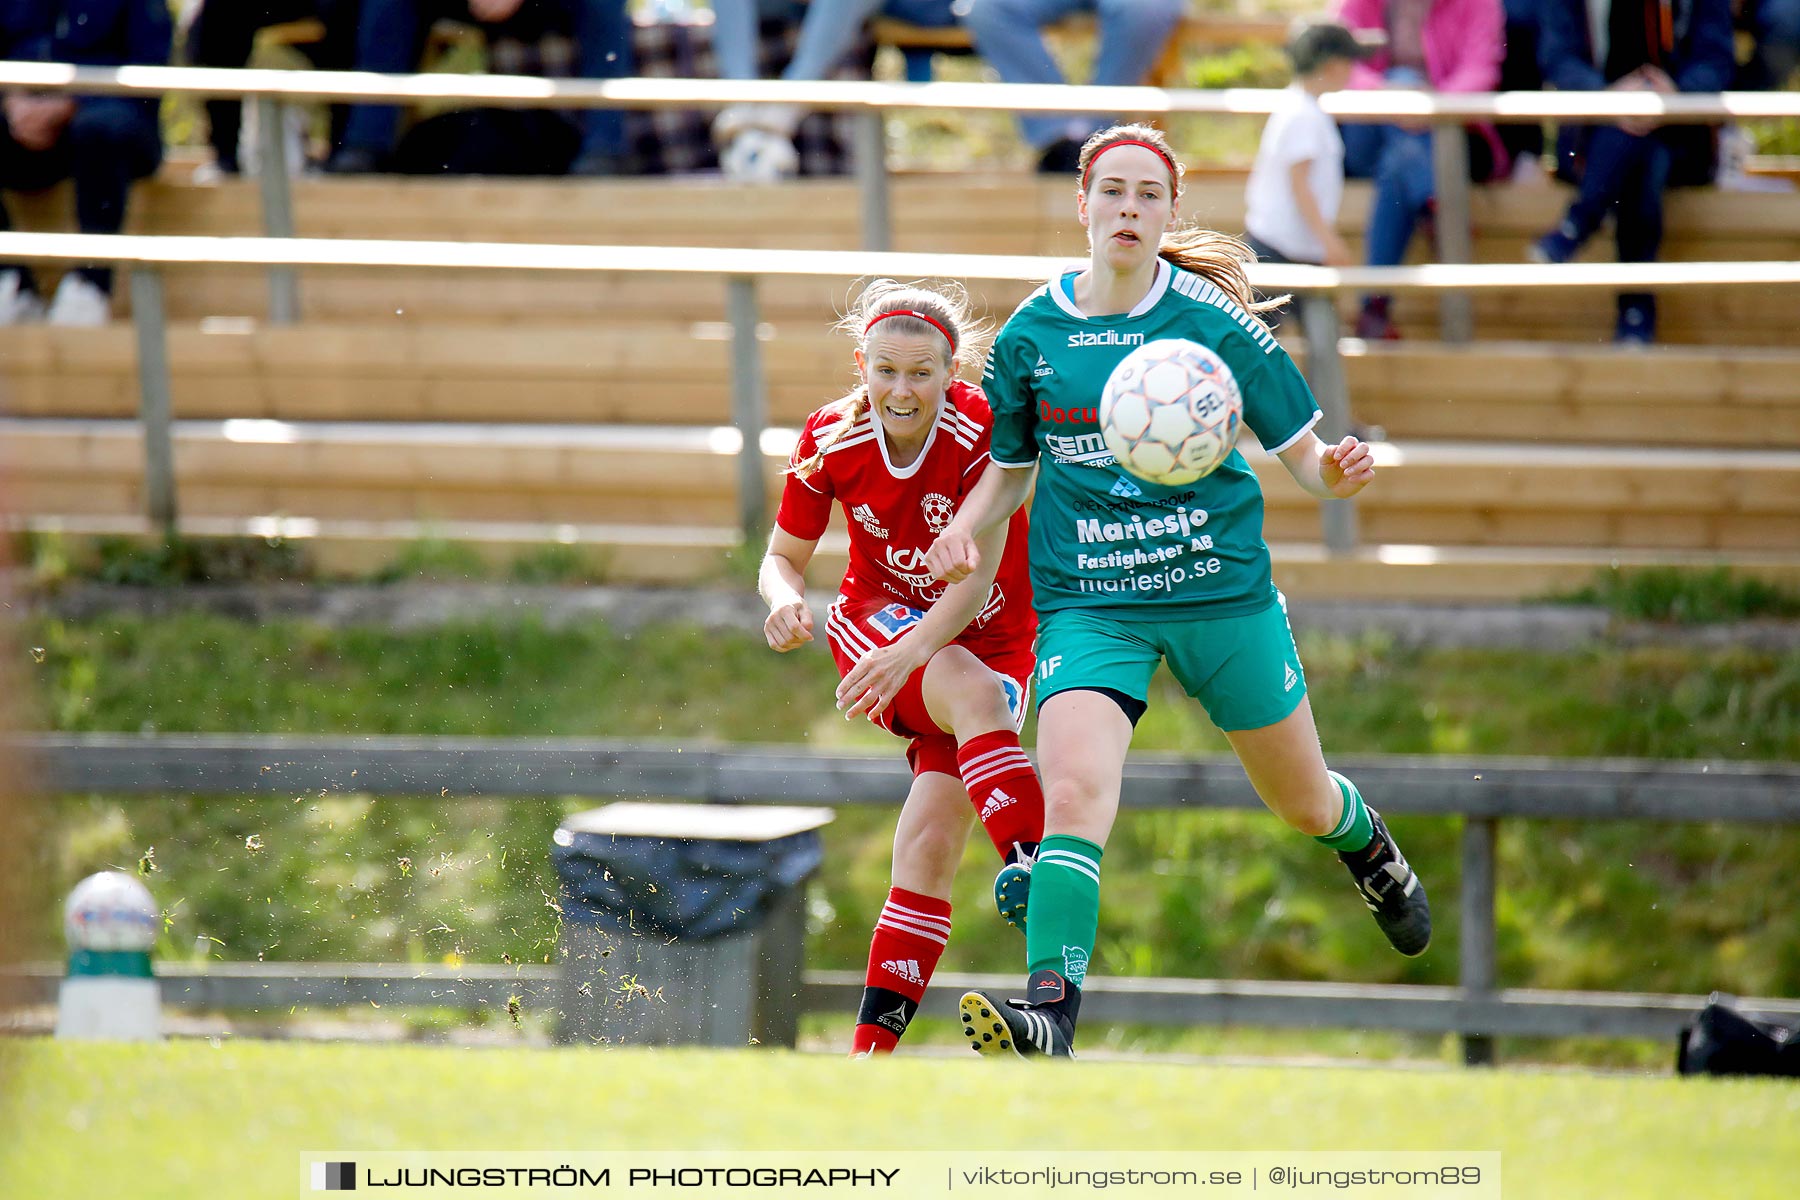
[{"left": 759, "top": 279, "right": 1044, "bottom": 1055}]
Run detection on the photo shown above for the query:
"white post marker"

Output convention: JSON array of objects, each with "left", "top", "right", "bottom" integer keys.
[{"left": 55, "top": 871, "right": 163, "bottom": 1041}]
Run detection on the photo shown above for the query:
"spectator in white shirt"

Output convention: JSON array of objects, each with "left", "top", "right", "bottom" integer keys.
[{"left": 1243, "top": 21, "right": 1375, "bottom": 326}]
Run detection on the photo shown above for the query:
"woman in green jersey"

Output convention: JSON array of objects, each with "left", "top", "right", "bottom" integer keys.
[{"left": 925, "top": 123, "right": 1431, "bottom": 1060}]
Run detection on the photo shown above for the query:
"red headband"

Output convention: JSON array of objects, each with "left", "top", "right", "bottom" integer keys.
[
  {"left": 864, "top": 308, "right": 957, "bottom": 352},
  {"left": 1080, "top": 138, "right": 1179, "bottom": 194}
]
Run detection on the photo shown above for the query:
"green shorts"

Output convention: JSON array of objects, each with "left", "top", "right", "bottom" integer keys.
[{"left": 1033, "top": 595, "right": 1307, "bottom": 732}]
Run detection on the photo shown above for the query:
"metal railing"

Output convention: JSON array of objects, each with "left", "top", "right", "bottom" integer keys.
[
  {"left": 4, "top": 64, "right": 1798, "bottom": 553},
  {"left": 4, "top": 230, "right": 1797, "bottom": 555},
  {"left": 11, "top": 732, "right": 1800, "bottom": 1063},
  {"left": 4, "top": 62, "right": 1797, "bottom": 304}
]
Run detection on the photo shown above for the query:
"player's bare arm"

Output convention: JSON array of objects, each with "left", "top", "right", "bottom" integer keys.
[
  {"left": 758, "top": 526, "right": 817, "bottom": 651},
  {"left": 925, "top": 462, "right": 1036, "bottom": 583},
  {"left": 1277, "top": 431, "right": 1375, "bottom": 500},
  {"left": 838, "top": 521, "right": 1010, "bottom": 721}
]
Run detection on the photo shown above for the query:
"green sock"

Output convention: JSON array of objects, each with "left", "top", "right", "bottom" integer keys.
[
  {"left": 1026, "top": 834, "right": 1104, "bottom": 987},
  {"left": 1315, "top": 769, "right": 1376, "bottom": 853}
]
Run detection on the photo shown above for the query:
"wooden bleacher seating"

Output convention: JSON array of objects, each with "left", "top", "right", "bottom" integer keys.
[
  {"left": 7, "top": 325, "right": 1800, "bottom": 451},
  {"left": 6, "top": 412, "right": 1798, "bottom": 594},
  {"left": 4, "top": 165, "right": 1798, "bottom": 596},
  {"left": 10, "top": 169, "right": 1791, "bottom": 343}
]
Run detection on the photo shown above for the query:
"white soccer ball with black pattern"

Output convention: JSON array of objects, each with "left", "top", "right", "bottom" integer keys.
[{"left": 1098, "top": 338, "right": 1243, "bottom": 486}]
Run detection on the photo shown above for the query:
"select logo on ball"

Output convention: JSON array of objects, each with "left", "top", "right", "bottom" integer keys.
[{"left": 1099, "top": 338, "right": 1244, "bottom": 487}]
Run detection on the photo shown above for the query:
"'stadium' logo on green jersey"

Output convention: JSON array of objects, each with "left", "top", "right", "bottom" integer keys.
[{"left": 1066, "top": 329, "right": 1145, "bottom": 349}]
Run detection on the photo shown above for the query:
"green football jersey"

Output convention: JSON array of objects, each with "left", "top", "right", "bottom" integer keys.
[{"left": 984, "top": 258, "right": 1321, "bottom": 620}]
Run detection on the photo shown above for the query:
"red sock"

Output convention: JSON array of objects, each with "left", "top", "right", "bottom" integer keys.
[
  {"left": 850, "top": 888, "right": 951, "bottom": 1055},
  {"left": 955, "top": 729, "right": 1045, "bottom": 861}
]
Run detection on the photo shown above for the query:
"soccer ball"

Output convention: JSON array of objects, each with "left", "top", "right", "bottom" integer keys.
[
  {"left": 64, "top": 871, "right": 159, "bottom": 953},
  {"left": 1099, "top": 338, "right": 1243, "bottom": 486}
]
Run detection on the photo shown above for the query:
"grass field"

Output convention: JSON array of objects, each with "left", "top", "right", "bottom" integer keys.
[{"left": 2, "top": 1040, "right": 1797, "bottom": 1199}]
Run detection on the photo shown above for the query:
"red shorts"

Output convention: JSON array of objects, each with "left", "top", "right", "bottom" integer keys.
[{"left": 825, "top": 594, "right": 1033, "bottom": 779}]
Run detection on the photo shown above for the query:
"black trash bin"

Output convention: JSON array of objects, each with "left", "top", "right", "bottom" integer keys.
[{"left": 551, "top": 802, "right": 833, "bottom": 1047}]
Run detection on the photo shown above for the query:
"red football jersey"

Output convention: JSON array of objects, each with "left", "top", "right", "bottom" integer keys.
[{"left": 776, "top": 380, "right": 1034, "bottom": 658}]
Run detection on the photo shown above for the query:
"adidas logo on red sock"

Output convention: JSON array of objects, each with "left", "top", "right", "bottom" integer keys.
[
  {"left": 979, "top": 788, "right": 1016, "bottom": 820},
  {"left": 881, "top": 958, "right": 924, "bottom": 985}
]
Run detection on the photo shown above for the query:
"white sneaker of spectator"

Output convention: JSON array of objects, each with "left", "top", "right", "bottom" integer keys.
[
  {"left": 1716, "top": 126, "right": 1795, "bottom": 193},
  {"left": 0, "top": 270, "right": 46, "bottom": 326},
  {"left": 47, "top": 274, "right": 113, "bottom": 327},
  {"left": 714, "top": 105, "right": 801, "bottom": 184},
  {"left": 721, "top": 127, "right": 799, "bottom": 183},
  {"left": 1508, "top": 152, "right": 1550, "bottom": 188}
]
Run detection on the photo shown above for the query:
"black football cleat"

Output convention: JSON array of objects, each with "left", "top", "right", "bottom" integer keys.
[
  {"left": 1340, "top": 810, "right": 1432, "bottom": 957},
  {"left": 959, "top": 973, "right": 1075, "bottom": 1060}
]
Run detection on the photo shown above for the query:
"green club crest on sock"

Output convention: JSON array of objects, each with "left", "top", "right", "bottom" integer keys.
[{"left": 1062, "top": 945, "right": 1089, "bottom": 985}]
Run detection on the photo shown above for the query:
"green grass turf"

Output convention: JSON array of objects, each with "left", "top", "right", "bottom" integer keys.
[{"left": 2, "top": 1040, "right": 1797, "bottom": 1199}]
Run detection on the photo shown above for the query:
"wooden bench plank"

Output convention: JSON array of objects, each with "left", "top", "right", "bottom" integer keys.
[
  {"left": 8, "top": 326, "right": 1796, "bottom": 447},
  {"left": 8, "top": 420, "right": 1798, "bottom": 553}
]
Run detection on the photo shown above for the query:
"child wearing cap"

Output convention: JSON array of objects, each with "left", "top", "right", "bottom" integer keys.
[{"left": 1244, "top": 21, "right": 1375, "bottom": 312}]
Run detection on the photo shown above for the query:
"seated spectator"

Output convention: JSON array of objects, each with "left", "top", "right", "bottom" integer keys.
[
  {"left": 1244, "top": 20, "right": 1375, "bottom": 327},
  {"left": 186, "top": 0, "right": 359, "bottom": 177},
  {"left": 963, "top": 0, "right": 1186, "bottom": 173},
  {"left": 1529, "top": 0, "right": 1734, "bottom": 344},
  {"left": 1334, "top": 0, "right": 1509, "bottom": 341},
  {"left": 0, "top": 0, "right": 170, "bottom": 327},
  {"left": 325, "top": 0, "right": 634, "bottom": 176},
  {"left": 710, "top": 0, "right": 957, "bottom": 181}
]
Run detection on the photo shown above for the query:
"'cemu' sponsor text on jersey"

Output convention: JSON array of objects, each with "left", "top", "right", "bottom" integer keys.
[{"left": 982, "top": 258, "right": 1321, "bottom": 619}]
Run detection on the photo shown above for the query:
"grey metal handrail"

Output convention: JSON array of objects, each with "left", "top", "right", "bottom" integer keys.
[{"left": 13, "top": 732, "right": 1800, "bottom": 1063}]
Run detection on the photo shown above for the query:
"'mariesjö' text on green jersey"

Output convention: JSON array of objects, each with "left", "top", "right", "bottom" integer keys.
[{"left": 984, "top": 259, "right": 1320, "bottom": 619}]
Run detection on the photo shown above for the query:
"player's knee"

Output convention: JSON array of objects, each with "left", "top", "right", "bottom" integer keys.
[
  {"left": 893, "top": 822, "right": 962, "bottom": 883},
  {"left": 1043, "top": 774, "right": 1103, "bottom": 820},
  {"left": 928, "top": 650, "right": 1012, "bottom": 732}
]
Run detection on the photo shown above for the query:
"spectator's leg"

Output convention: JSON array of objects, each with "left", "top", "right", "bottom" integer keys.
[
  {"left": 0, "top": 123, "right": 75, "bottom": 306},
  {"left": 712, "top": 0, "right": 802, "bottom": 80},
  {"left": 1339, "top": 120, "right": 1387, "bottom": 180},
  {"left": 1612, "top": 136, "right": 1669, "bottom": 343},
  {"left": 189, "top": 1, "right": 291, "bottom": 172},
  {"left": 1535, "top": 124, "right": 1635, "bottom": 263},
  {"left": 785, "top": 0, "right": 889, "bottom": 81},
  {"left": 1498, "top": 13, "right": 1543, "bottom": 164},
  {"left": 305, "top": 0, "right": 366, "bottom": 158},
  {"left": 1088, "top": 0, "right": 1184, "bottom": 90},
  {"left": 337, "top": 0, "right": 446, "bottom": 163},
  {"left": 566, "top": 0, "right": 636, "bottom": 170},
  {"left": 963, "top": 0, "right": 1090, "bottom": 153},
  {"left": 1341, "top": 123, "right": 1393, "bottom": 334},
  {"left": 1352, "top": 128, "right": 1433, "bottom": 335},
  {"left": 64, "top": 98, "right": 164, "bottom": 296}
]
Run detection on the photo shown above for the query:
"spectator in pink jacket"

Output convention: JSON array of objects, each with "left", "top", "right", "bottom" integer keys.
[{"left": 1333, "top": 0, "right": 1509, "bottom": 339}]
